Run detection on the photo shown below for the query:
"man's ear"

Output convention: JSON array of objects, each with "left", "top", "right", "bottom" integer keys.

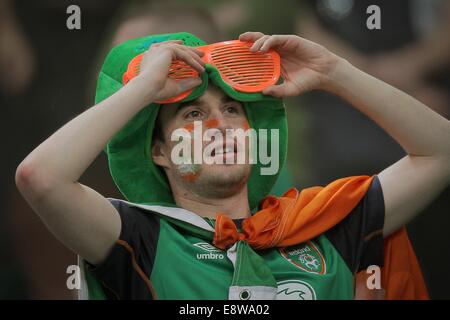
[{"left": 151, "top": 140, "right": 170, "bottom": 169}]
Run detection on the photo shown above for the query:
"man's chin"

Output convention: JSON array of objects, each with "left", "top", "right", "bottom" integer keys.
[
  {"left": 169, "top": 163, "right": 251, "bottom": 199},
  {"left": 200, "top": 164, "right": 250, "bottom": 187}
]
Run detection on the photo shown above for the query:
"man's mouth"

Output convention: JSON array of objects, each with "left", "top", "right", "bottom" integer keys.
[
  {"left": 211, "top": 145, "right": 237, "bottom": 156},
  {"left": 207, "top": 140, "right": 241, "bottom": 162}
]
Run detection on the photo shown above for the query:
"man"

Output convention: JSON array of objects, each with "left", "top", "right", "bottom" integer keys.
[{"left": 16, "top": 32, "right": 450, "bottom": 300}]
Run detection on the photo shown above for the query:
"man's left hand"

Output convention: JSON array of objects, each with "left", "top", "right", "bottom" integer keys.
[{"left": 239, "top": 31, "right": 341, "bottom": 97}]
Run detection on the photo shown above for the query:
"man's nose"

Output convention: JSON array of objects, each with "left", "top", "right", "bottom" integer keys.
[{"left": 205, "top": 111, "right": 233, "bottom": 132}]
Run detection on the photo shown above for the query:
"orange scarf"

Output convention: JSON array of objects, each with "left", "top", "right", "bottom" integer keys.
[{"left": 213, "top": 175, "right": 429, "bottom": 300}]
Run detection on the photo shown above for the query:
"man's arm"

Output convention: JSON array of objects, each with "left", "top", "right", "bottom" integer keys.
[
  {"left": 327, "top": 60, "right": 450, "bottom": 237},
  {"left": 240, "top": 32, "right": 450, "bottom": 237},
  {"left": 15, "top": 42, "right": 204, "bottom": 265}
]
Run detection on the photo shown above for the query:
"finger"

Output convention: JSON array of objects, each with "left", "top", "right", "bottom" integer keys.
[
  {"left": 158, "top": 43, "right": 204, "bottom": 68},
  {"left": 166, "top": 43, "right": 205, "bottom": 63},
  {"left": 165, "top": 42, "right": 204, "bottom": 58},
  {"left": 250, "top": 35, "right": 270, "bottom": 52},
  {"left": 173, "top": 48, "right": 205, "bottom": 73},
  {"left": 188, "top": 46, "right": 205, "bottom": 57},
  {"left": 153, "top": 44, "right": 204, "bottom": 73},
  {"left": 259, "top": 35, "right": 290, "bottom": 52},
  {"left": 151, "top": 40, "right": 183, "bottom": 48},
  {"left": 177, "top": 45, "right": 206, "bottom": 67},
  {"left": 262, "top": 84, "right": 283, "bottom": 97},
  {"left": 180, "top": 45, "right": 206, "bottom": 60},
  {"left": 262, "top": 83, "right": 298, "bottom": 98},
  {"left": 239, "top": 31, "right": 265, "bottom": 42},
  {"left": 176, "top": 77, "right": 203, "bottom": 92}
]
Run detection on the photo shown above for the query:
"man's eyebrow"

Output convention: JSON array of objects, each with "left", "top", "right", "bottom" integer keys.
[
  {"left": 220, "top": 95, "right": 235, "bottom": 103},
  {"left": 174, "top": 95, "right": 238, "bottom": 115},
  {"left": 175, "top": 99, "right": 206, "bottom": 115}
]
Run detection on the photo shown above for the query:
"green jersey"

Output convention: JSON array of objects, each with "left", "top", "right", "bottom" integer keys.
[{"left": 86, "top": 176, "right": 384, "bottom": 300}]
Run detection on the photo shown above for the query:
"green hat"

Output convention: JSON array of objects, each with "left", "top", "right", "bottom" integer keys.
[{"left": 95, "top": 32, "right": 287, "bottom": 210}]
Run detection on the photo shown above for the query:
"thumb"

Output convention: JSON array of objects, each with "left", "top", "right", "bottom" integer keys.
[
  {"left": 262, "top": 84, "right": 288, "bottom": 97},
  {"left": 177, "top": 77, "right": 202, "bottom": 92},
  {"left": 263, "top": 82, "right": 302, "bottom": 97}
]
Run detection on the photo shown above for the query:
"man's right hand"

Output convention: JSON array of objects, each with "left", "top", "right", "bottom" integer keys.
[
  {"left": 132, "top": 40, "right": 205, "bottom": 103},
  {"left": 15, "top": 41, "right": 208, "bottom": 267}
]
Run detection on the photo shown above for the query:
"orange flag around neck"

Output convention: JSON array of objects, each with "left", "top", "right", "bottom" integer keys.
[
  {"left": 213, "top": 175, "right": 429, "bottom": 300},
  {"left": 214, "top": 175, "right": 374, "bottom": 250}
]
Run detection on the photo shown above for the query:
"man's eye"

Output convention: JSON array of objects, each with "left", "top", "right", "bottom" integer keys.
[
  {"left": 185, "top": 110, "right": 202, "bottom": 119},
  {"left": 225, "top": 106, "right": 239, "bottom": 114}
]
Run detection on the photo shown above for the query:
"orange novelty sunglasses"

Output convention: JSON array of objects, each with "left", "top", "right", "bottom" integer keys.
[{"left": 122, "top": 40, "right": 281, "bottom": 104}]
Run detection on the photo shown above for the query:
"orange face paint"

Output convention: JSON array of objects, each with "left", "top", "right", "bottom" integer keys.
[
  {"left": 242, "top": 121, "right": 250, "bottom": 131},
  {"left": 181, "top": 172, "right": 198, "bottom": 182},
  {"left": 183, "top": 123, "right": 195, "bottom": 132},
  {"left": 205, "top": 119, "right": 219, "bottom": 129},
  {"left": 182, "top": 119, "right": 219, "bottom": 132},
  {"left": 177, "top": 163, "right": 201, "bottom": 183}
]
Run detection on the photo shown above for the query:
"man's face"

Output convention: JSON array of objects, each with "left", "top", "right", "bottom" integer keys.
[{"left": 151, "top": 85, "right": 252, "bottom": 198}]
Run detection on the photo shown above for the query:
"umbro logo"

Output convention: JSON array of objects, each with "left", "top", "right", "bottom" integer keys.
[{"left": 193, "top": 242, "right": 225, "bottom": 260}]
